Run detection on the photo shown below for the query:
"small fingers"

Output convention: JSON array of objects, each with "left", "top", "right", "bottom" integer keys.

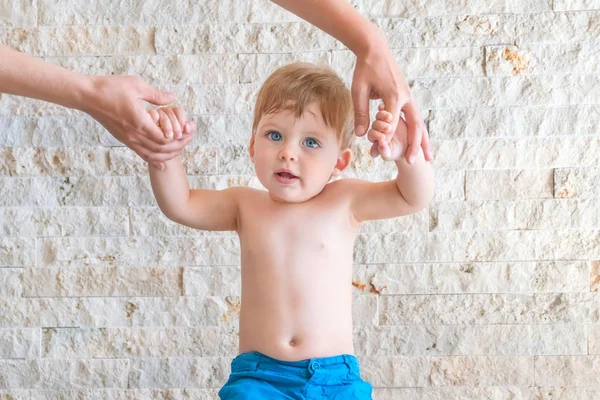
[
  {"left": 183, "top": 121, "right": 196, "bottom": 134},
  {"left": 148, "top": 109, "right": 160, "bottom": 125},
  {"left": 372, "top": 119, "right": 392, "bottom": 135},
  {"left": 158, "top": 109, "right": 173, "bottom": 139},
  {"left": 367, "top": 127, "right": 386, "bottom": 144},
  {"left": 376, "top": 109, "right": 393, "bottom": 123},
  {"left": 164, "top": 108, "right": 182, "bottom": 139}
]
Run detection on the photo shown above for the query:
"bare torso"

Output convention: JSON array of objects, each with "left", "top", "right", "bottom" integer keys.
[{"left": 236, "top": 182, "right": 359, "bottom": 361}]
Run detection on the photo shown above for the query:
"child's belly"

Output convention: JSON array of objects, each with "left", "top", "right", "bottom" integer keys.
[{"left": 237, "top": 256, "right": 355, "bottom": 361}]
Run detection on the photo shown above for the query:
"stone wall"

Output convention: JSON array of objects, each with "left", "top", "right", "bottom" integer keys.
[{"left": 1, "top": 0, "right": 600, "bottom": 399}]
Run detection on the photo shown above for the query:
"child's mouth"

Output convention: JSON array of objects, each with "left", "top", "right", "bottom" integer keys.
[{"left": 275, "top": 171, "right": 299, "bottom": 183}]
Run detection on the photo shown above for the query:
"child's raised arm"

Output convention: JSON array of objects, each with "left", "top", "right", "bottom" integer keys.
[
  {"left": 344, "top": 104, "right": 435, "bottom": 223},
  {"left": 148, "top": 107, "right": 243, "bottom": 232}
]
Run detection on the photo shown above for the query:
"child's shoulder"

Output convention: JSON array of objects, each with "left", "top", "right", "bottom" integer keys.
[
  {"left": 325, "top": 178, "right": 369, "bottom": 193},
  {"left": 321, "top": 178, "right": 371, "bottom": 202}
]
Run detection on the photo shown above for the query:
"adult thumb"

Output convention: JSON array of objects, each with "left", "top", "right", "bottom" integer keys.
[
  {"left": 140, "top": 84, "right": 176, "bottom": 106},
  {"left": 352, "top": 83, "right": 370, "bottom": 137}
]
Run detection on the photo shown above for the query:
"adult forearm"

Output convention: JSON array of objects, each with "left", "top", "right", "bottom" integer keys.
[
  {"left": 270, "top": 0, "right": 384, "bottom": 56},
  {"left": 395, "top": 151, "right": 434, "bottom": 208},
  {"left": 148, "top": 158, "right": 192, "bottom": 221},
  {"left": 0, "top": 45, "right": 92, "bottom": 110}
]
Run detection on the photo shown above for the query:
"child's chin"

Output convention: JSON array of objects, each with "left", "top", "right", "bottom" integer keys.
[{"left": 268, "top": 188, "right": 318, "bottom": 204}]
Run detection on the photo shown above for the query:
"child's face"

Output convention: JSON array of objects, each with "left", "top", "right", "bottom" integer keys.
[{"left": 250, "top": 102, "right": 351, "bottom": 203}]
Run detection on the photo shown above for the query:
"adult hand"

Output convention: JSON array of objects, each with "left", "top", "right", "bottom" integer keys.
[
  {"left": 81, "top": 75, "right": 193, "bottom": 170},
  {"left": 352, "top": 39, "right": 433, "bottom": 164}
]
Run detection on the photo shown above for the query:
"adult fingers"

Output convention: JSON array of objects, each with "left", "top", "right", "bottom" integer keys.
[
  {"left": 403, "top": 102, "right": 425, "bottom": 164},
  {"left": 382, "top": 88, "right": 403, "bottom": 141},
  {"left": 351, "top": 81, "right": 370, "bottom": 137},
  {"left": 421, "top": 124, "right": 433, "bottom": 161},
  {"left": 138, "top": 80, "right": 176, "bottom": 106}
]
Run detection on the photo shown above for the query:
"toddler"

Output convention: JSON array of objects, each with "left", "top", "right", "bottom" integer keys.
[{"left": 147, "top": 63, "right": 434, "bottom": 399}]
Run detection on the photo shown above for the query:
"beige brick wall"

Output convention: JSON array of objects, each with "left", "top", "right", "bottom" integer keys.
[{"left": 1, "top": 0, "right": 600, "bottom": 399}]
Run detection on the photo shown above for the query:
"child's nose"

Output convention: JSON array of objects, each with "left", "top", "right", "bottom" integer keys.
[{"left": 278, "top": 145, "right": 297, "bottom": 161}]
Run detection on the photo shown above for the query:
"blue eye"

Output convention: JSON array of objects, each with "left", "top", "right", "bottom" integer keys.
[
  {"left": 268, "top": 131, "right": 282, "bottom": 141},
  {"left": 304, "top": 138, "right": 320, "bottom": 148}
]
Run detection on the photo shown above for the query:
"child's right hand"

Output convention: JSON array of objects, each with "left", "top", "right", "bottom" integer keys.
[{"left": 148, "top": 107, "right": 196, "bottom": 140}]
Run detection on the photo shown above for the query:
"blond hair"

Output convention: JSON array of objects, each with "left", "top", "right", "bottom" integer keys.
[{"left": 252, "top": 62, "right": 354, "bottom": 149}]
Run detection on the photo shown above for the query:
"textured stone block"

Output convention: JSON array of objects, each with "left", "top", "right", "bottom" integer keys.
[
  {"left": 434, "top": 137, "right": 600, "bottom": 170},
  {"left": 428, "top": 230, "right": 600, "bottom": 262},
  {"left": 535, "top": 356, "right": 600, "bottom": 386},
  {"left": 381, "top": 292, "right": 600, "bottom": 325},
  {"left": 373, "top": 387, "right": 535, "bottom": 400},
  {"left": 37, "top": 237, "right": 240, "bottom": 267},
  {"left": 0, "top": 268, "right": 22, "bottom": 297},
  {"left": 0, "top": 297, "right": 233, "bottom": 328},
  {"left": 554, "top": 0, "right": 600, "bottom": 10},
  {"left": 377, "top": 15, "right": 517, "bottom": 48},
  {"left": 354, "top": 233, "right": 429, "bottom": 263},
  {"left": 0, "top": 239, "right": 36, "bottom": 267},
  {"left": 0, "top": 328, "right": 40, "bottom": 359},
  {"left": 361, "top": 356, "right": 533, "bottom": 387},
  {"left": 0, "top": 177, "right": 156, "bottom": 207},
  {"left": 0, "top": 148, "right": 111, "bottom": 176},
  {"left": 429, "top": 105, "right": 600, "bottom": 140},
  {"left": 466, "top": 170, "right": 553, "bottom": 200},
  {"left": 355, "top": 0, "right": 552, "bottom": 16},
  {"left": 590, "top": 324, "right": 600, "bottom": 354},
  {"left": 21, "top": 267, "right": 183, "bottom": 297},
  {"left": 0, "top": 359, "right": 129, "bottom": 389},
  {"left": 359, "top": 209, "right": 429, "bottom": 234},
  {"left": 107, "top": 147, "right": 218, "bottom": 176},
  {"left": 554, "top": 168, "right": 600, "bottom": 198},
  {"left": 331, "top": 47, "right": 484, "bottom": 80},
  {"left": 0, "top": 116, "right": 116, "bottom": 148},
  {"left": 354, "top": 261, "right": 589, "bottom": 295},
  {"left": 128, "top": 357, "right": 229, "bottom": 388},
  {"left": 183, "top": 266, "right": 241, "bottom": 297},
  {"left": 355, "top": 324, "right": 586, "bottom": 356},
  {"left": 0, "top": 0, "right": 37, "bottom": 27},
  {"left": 155, "top": 23, "right": 338, "bottom": 55},
  {"left": 353, "top": 295, "right": 379, "bottom": 326},
  {"left": 0, "top": 27, "right": 155, "bottom": 56},
  {"left": 51, "top": 55, "right": 245, "bottom": 86},
  {"left": 0, "top": 389, "right": 221, "bottom": 400},
  {"left": 0, "top": 207, "right": 128, "bottom": 237},
  {"left": 516, "top": 11, "right": 600, "bottom": 43},
  {"left": 591, "top": 260, "right": 600, "bottom": 293},
  {"left": 486, "top": 43, "right": 600, "bottom": 76},
  {"left": 42, "top": 327, "right": 238, "bottom": 358},
  {"left": 38, "top": 0, "right": 251, "bottom": 25},
  {"left": 412, "top": 75, "right": 600, "bottom": 109},
  {"left": 531, "top": 387, "right": 600, "bottom": 400},
  {"left": 175, "top": 84, "right": 257, "bottom": 115},
  {"left": 433, "top": 170, "right": 465, "bottom": 201},
  {"left": 516, "top": 199, "right": 600, "bottom": 229},
  {"left": 430, "top": 200, "right": 516, "bottom": 231},
  {"left": 380, "top": 293, "right": 536, "bottom": 325}
]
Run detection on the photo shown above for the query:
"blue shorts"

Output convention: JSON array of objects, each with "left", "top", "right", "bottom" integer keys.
[{"left": 218, "top": 351, "right": 373, "bottom": 399}]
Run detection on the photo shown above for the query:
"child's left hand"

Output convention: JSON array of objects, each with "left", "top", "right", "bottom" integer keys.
[
  {"left": 367, "top": 103, "right": 408, "bottom": 162},
  {"left": 148, "top": 107, "right": 196, "bottom": 141}
]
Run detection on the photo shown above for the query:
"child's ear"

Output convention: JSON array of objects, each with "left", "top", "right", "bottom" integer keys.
[
  {"left": 249, "top": 134, "right": 256, "bottom": 162},
  {"left": 331, "top": 148, "right": 352, "bottom": 177}
]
